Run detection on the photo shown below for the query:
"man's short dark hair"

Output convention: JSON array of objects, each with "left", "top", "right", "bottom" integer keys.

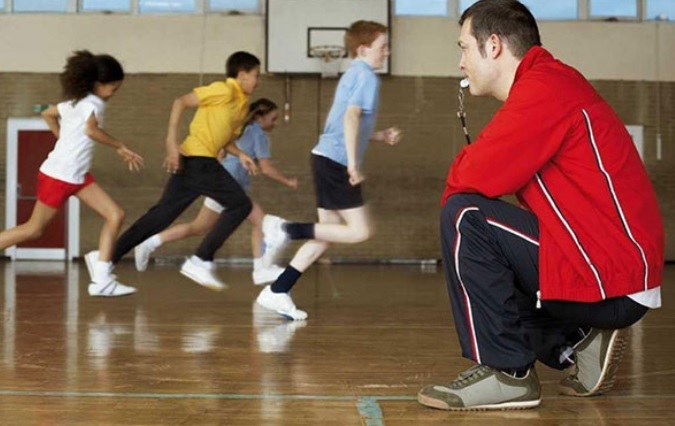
[
  {"left": 459, "top": 0, "right": 541, "bottom": 59},
  {"left": 226, "top": 51, "right": 261, "bottom": 78}
]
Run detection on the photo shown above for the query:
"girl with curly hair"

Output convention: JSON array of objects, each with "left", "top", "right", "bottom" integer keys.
[{"left": 0, "top": 50, "right": 144, "bottom": 297}]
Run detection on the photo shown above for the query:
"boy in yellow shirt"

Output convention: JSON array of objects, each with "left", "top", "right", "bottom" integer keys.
[{"left": 94, "top": 51, "right": 260, "bottom": 291}]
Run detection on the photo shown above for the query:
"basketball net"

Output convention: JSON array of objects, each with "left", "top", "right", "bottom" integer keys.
[{"left": 309, "top": 45, "right": 345, "bottom": 78}]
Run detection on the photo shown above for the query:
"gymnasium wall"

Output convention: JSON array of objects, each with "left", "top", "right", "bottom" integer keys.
[{"left": 0, "top": 14, "right": 673, "bottom": 261}]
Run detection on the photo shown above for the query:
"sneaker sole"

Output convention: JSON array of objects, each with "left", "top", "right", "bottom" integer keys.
[
  {"left": 88, "top": 290, "right": 136, "bottom": 297},
  {"left": 559, "top": 328, "right": 629, "bottom": 397},
  {"left": 180, "top": 268, "right": 226, "bottom": 292},
  {"left": 417, "top": 394, "right": 541, "bottom": 411}
]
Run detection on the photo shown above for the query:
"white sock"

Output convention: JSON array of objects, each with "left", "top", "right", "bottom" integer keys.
[
  {"left": 93, "top": 260, "right": 113, "bottom": 284},
  {"left": 253, "top": 258, "right": 263, "bottom": 270},
  {"left": 146, "top": 234, "right": 162, "bottom": 251}
]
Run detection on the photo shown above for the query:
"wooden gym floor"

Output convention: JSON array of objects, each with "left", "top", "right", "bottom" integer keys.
[{"left": 0, "top": 260, "right": 673, "bottom": 425}]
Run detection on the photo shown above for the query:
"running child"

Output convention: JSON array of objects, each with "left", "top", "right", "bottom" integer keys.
[
  {"left": 93, "top": 51, "right": 261, "bottom": 291},
  {"left": 256, "top": 21, "right": 403, "bottom": 320},
  {"left": 0, "top": 50, "right": 144, "bottom": 297},
  {"left": 133, "top": 98, "right": 297, "bottom": 285}
]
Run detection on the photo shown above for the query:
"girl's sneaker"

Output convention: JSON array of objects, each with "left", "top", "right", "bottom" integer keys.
[{"left": 88, "top": 277, "right": 137, "bottom": 297}]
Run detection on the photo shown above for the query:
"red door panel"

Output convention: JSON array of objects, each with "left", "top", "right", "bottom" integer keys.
[{"left": 17, "top": 130, "right": 66, "bottom": 249}]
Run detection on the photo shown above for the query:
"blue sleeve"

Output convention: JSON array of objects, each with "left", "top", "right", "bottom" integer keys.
[
  {"left": 252, "top": 129, "right": 271, "bottom": 159},
  {"left": 347, "top": 70, "right": 379, "bottom": 113}
]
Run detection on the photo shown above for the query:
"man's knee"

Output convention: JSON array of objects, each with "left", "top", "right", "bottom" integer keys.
[{"left": 441, "top": 194, "right": 481, "bottom": 227}]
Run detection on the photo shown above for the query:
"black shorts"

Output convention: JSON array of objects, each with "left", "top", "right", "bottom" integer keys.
[{"left": 311, "top": 154, "right": 364, "bottom": 210}]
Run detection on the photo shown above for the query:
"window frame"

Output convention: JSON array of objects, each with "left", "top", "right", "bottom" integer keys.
[{"left": 588, "top": 0, "right": 641, "bottom": 21}]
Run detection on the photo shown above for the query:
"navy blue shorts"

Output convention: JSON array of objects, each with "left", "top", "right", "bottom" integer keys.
[{"left": 311, "top": 154, "right": 364, "bottom": 210}]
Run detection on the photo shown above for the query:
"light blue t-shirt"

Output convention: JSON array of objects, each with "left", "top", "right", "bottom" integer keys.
[
  {"left": 222, "top": 121, "right": 271, "bottom": 191},
  {"left": 312, "top": 59, "right": 380, "bottom": 167}
]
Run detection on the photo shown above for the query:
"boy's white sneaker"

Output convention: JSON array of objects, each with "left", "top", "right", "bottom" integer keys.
[
  {"left": 261, "top": 215, "right": 289, "bottom": 267},
  {"left": 255, "top": 286, "right": 307, "bottom": 321},
  {"left": 88, "top": 278, "right": 137, "bottom": 297},
  {"left": 180, "top": 257, "right": 227, "bottom": 292},
  {"left": 252, "top": 264, "right": 285, "bottom": 285}
]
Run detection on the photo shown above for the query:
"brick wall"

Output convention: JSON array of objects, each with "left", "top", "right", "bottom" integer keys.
[{"left": 0, "top": 73, "right": 672, "bottom": 261}]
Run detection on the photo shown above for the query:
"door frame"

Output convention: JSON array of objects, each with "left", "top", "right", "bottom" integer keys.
[{"left": 5, "top": 118, "right": 80, "bottom": 260}]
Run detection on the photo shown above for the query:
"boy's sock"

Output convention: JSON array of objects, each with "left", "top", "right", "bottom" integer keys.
[
  {"left": 270, "top": 266, "right": 302, "bottom": 293},
  {"left": 284, "top": 223, "right": 315, "bottom": 240}
]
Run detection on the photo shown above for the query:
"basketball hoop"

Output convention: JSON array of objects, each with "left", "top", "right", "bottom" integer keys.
[{"left": 309, "top": 45, "right": 345, "bottom": 78}]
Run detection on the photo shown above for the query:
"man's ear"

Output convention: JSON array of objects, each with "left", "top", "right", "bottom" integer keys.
[{"left": 487, "top": 34, "right": 503, "bottom": 59}]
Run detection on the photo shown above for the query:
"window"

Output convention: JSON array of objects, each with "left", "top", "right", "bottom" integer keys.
[
  {"left": 520, "top": 0, "right": 577, "bottom": 20},
  {"left": 396, "top": 0, "right": 448, "bottom": 16},
  {"left": 590, "top": 0, "right": 638, "bottom": 18},
  {"left": 139, "top": 0, "right": 195, "bottom": 13},
  {"left": 459, "top": 0, "right": 478, "bottom": 14},
  {"left": 209, "top": 0, "right": 258, "bottom": 12},
  {"left": 13, "top": 0, "right": 67, "bottom": 12},
  {"left": 81, "top": 0, "right": 130, "bottom": 12},
  {"left": 460, "top": 0, "right": 576, "bottom": 20},
  {"left": 647, "top": 0, "right": 675, "bottom": 20}
]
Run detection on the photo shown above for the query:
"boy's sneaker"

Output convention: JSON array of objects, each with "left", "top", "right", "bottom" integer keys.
[
  {"left": 134, "top": 239, "right": 155, "bottom": 272},
  {"left": 261, "top": 215, "right": 289, "bottom": 267},
  {"left": 180, "top": 257, "right": 227, "bottom": 292},
  {"left": 252, "top": 264, "right": 285, "bottom": 285},
  {"left": 559, "top": 328, "right": 628, "bottom": 397},
  {"left": 88, "top": 277, "right": 137, "bottom": 297},
  {"left": 84, "top": 250, "right": 99, "bottom": 281},
  {"left": 255, "top": 286, "right": 307, "bottom": 321},
  {"left": 418, "top": 365, "right": 541, "bottom": 411}
]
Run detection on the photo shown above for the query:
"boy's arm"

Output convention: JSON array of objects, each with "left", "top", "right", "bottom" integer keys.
[
  {"left": 41, "top": 105, "right": 60, "bottom": 139},
  {"left": 164, "top": 92, "right": 200, "bottom": 173},
  {"left": 85, "top": 114, "right": 144, "bottom": 172},
  {"left": 258, "top": 158, "right": 297, "bottom": 189},
  {"left": 344, "top": 105, "right": 363, "bottom": 186}
]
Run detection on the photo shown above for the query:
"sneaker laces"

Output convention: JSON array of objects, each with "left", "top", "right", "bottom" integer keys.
[{"left": 452, "top": 365, "right": 493, "bottom": 387}]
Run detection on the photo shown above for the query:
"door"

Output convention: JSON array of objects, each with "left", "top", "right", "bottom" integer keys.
[{"left": 5, "top": 118, "right": 80, "bottom": 260}]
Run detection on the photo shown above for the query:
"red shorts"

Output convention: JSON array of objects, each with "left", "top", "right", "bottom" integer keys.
[{"left": 37, "top": 172, "right": 95, "bottom": 209}]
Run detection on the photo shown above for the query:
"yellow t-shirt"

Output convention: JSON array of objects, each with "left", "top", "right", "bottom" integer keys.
[{"left": 180, "top": 79, "right": 248, "bottom": 158}]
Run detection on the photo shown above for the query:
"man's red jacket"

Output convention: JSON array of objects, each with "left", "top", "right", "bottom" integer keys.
[{"left": 442, "top": 46, "right": 664, "bottom": 302}]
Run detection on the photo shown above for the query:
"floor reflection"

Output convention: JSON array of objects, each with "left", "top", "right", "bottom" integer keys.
[
  {"left": 0, "top": 260, "right": 305, "bottom": 380},
  {"left": 252, "top": 302, "right": 306, "bottom": 354},
  {"left": 0, "top": 259, "right": 672, "bottom": 425}
]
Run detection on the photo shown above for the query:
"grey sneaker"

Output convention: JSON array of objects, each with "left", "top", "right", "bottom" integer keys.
[
  {"left": 418, "top": 365, "right": 541, "bottom": 411},
  {"left": 559, "top": 328, "right": 628, "bottom": 397}
]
